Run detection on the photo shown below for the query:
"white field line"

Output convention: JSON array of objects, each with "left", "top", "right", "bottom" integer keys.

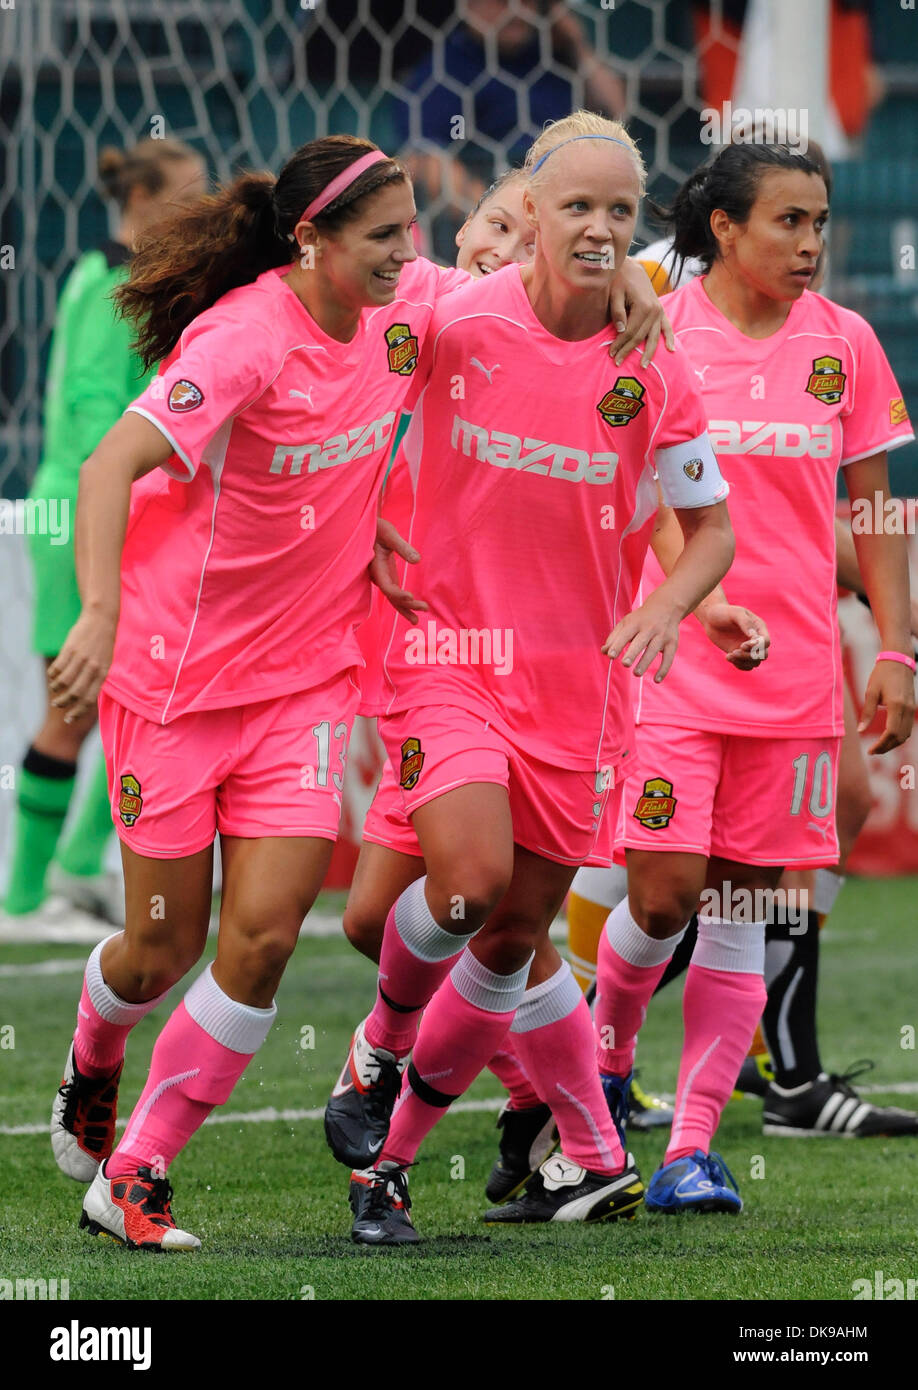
[
  {"left": 0, "top": 1096, "right": 506, "bottom": 1138},
  {"left": 4, "top": 1085, "right": 918, "bottom": 1138}
]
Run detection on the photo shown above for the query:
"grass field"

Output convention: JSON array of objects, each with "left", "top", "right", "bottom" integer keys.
[{"left": 2, "top": 876, "right": 918, "bottom": 1303}]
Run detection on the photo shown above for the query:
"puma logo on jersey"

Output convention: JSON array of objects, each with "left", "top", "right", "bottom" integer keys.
[
  {"left": 288, "top": 387, "right": 315, "bottom": 407},
  {"left": 707, "top": 420, "right": 833, "bottom": 458},
  {"left": 269, "top": 411, "right": 397, "bottom": 476},
  {"left": 694, "top": 365, "right": 711, "bottom": 385},
  {"left": 808, "top": 821, "right": 831, "bottom": 841},
  {"left": 470, "top": 357, "right": 500, "bottom": 383},
  {"left": 451, "top": 413, "right": 618, "bottom": 484}
]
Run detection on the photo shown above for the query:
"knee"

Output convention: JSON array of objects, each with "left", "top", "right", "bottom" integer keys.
[
  {"left": 111, "top": 935, "right": 204, "bottom": 999},
  {"left": 226, "top": 915, "right": 299, "bottom": 986},
  {"left": 342, "top": 902, "right": 384, "bottom": 963},
  {"left": 628, "top": 878, "right": 698, "bottom": 939},
  {"left": 427, "top": 857, "right": 512, "bottom": 929}
]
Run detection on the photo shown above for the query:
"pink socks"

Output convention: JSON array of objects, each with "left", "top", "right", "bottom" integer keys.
[
  {"left": 365, "top": 878, "right": 476, "bottom": 1057},
  {"left": 107, "top": 965, "right": 276, "bottom": 1178},
  {"left": 666, "top": 917, "right": 767, "bottom": 1162},
  {"left": 73, "top": 939, "right": 166, "bottom": 1077},
  {"left": 382, "top": 949, "right": 530, "bottom": 1166},
  {"left": 511, "top": 961, "right": 624, "bottom": 1175},
  {"left": 595, "top": 899, "right": 687, "bottom": 1077},
  {"left": 486, "top": 1038, "right": 541, "bottom": 1111}
]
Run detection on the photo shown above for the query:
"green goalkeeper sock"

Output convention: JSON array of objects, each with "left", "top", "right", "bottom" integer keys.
[
  {"left": 3, "top": 749, "right": 76, "bottom": 914},
  {"left": 57, "top": 749, "right": 114, "bottom": 878}
]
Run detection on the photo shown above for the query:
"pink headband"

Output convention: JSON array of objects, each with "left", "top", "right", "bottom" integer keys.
[{"left": 299, "top": 150, "right": 388, "bottom": 224}]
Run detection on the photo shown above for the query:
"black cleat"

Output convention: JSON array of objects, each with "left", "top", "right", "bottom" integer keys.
[
  {"left": 482, "top": 1151, "right": 644, "bottom": 1225},
  {"left": 627, "top": 1073, "right": 675, "bottom": 1131},
  {"left": 485, "top": 1102, "right": 559, "bottom": 1204},
  {"left": 350, "top": 1164, "right": 420, "bottom": 1245},
  {"left": 763, "top": 1062, "right": 918, "bottom": 1138},
  {"left": 324, "top": 1018, "right": 408, "bottom": 1169}
]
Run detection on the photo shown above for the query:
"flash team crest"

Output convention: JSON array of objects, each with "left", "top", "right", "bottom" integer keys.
[
  {"left": 805, "top": 356, "right": 846, "bottom": 406},
  {"left": 633, "top": 777, "right": 677, "bottom": 830},
  {"left": 118, "top": 774, "right": 143, "bottom": 827},
  {"left": 385, "top": 323, "right": 418, "bottom": 375},
  {"left": 597, "top": 377, "right": 646, "bottom": 428},
  {"left": 399, "top": 738, "right": 425, "bottom": 790}
]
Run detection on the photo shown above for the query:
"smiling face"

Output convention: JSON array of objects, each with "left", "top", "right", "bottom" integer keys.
[
  {"left": 301, "top": 180, "right": 419, "bottom": 312},
  {"left": 712, "top": 167, "right": 828, "bottom": 301},
  {"left": 524, "top": 142, "right": 640, "bottom": 292},
  {"left": 455, "top": 178, "right": 535, "bottom": 275}
]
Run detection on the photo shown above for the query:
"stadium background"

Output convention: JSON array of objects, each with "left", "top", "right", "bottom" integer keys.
[{"left": 0, "top": 0, "right": 916, "bottom": 889}]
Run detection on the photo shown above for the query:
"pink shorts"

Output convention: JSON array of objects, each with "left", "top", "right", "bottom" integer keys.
[
  {"left": 374, "top": 705, "right": 620, "bottom": 868},
  {"left": 98, "top": 671, "right": 361, "bottom": 858},
  {"left": 616, "top": 724, "right": 841, "bottom": 868}
]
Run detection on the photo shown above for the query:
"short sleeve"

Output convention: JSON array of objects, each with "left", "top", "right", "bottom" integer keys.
[
  {"left": 839, "top": 316, "right": 914, "bottom": 466},
  {"left": 650, "top": 341, "right": 730, "bottom": 508},
  {"left": 125, "top": 309, "right": 278, "bottom": 481}
]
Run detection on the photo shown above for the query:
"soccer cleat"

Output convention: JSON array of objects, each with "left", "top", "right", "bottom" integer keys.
[
  {"left": 80, "top": 1162, "right": 200, "bottom": 1251},
  {"left": 482, "top": 1151, "right": 644, "bottom": 1224},
  {"left": 763, "top": 1062, "right": 918, "bottom": 1138},
  {"left": 644, "top": 1150, "right": 742, "bottom": 1214},
  {"left": 324, "top": 1018, "right": 408, "bottom": 1169},
  {"left": 349, "top": 1164, "right": 419, "bottom": 1245},
  {"left": 485, "top": 1102, "right": 559, "bottom": 1203},
  {"left": 732, "top": 1053, "right": 774, "bottom": 1100},
  {"left": 628, "top": 1073, "right": 675, "bottom": 1131},
  {"left": 600, "top": 1069, "right": 632, "bottom": 1150},
  {"left": 51, "top": 1043, "right": 122, "bottom": 1182}
]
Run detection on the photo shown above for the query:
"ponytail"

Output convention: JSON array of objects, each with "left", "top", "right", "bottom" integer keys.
[
  {"left": 117, "top": 135, "right": 408, "bottom": 371},
  {"left": 651, "top": 142, "right": 827, "bottom": 272}
]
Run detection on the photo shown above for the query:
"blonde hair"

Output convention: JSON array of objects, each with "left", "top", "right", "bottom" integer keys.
[{"left": 523, "top": 111, "right": 646, "bottom": 196}]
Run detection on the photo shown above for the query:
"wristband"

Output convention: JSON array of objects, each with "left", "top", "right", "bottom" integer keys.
[{"left": 876, "top": 650, "right": 917, "bottom": 673}]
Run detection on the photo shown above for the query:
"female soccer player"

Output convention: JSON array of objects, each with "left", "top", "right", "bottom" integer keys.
[
  {"left": 324, "top": 110, "right": 738, "bottom": 1244},
  {"left": 3, "top": 138, "right": 205, "bottom": 926},
  {"left": 46, "top": 134, "right": 476, "bottom": 1252},
  {"left": 592, "top": 140, "right": 915, "bottom": 1215},
  {"left": 46, "top": 132, "right": 667, "bottom": 1253}
]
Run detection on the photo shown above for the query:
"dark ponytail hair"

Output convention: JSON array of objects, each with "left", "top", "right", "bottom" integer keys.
[
  {"left": 97, "top": 137, "right": 200, "bottom": 210},
  {"left": 652, "top": 142, "right": 828, "bottom": 273},
  {"left": 118, "top": 134, "right": 408, "bottom": 370}
]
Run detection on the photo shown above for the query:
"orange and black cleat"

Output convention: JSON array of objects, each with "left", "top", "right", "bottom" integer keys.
[
  {"left": 51, "top": 1043, "right": 122, "bottom": 1182},
  {"left": 80, "top": 1163, "right": 201, "bottom": 1251}
]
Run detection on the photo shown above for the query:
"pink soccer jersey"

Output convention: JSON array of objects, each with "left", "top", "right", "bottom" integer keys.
[
  {"left": 377, "top": 262, "right": 729, "bottom": 773},
  {"left": 636, "top": 276, "right": 915, "bottom": 738},
  {"left": 103, "top": 257, "right": 468, "bottom": 724}
]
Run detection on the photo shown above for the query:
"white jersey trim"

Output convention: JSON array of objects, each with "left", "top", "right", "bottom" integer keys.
[
  {"left": 127, "top": 406, "right": 195, "bottom": 481},
  {"left": 840, "top": 432, "right": 915, "bottom": 467}
]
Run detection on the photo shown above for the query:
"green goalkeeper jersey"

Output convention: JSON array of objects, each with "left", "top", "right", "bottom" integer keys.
[{"left": 31, "top": 239, "right": 155, "bottom": 497}]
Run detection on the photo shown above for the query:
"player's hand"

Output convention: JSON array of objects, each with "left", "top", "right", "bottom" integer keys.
[
  {"left": 603, "top": 592, "right": 682, "bottom": 682},
  {"left": 609, "top": 260, "right": 675, "bottom": 367},
  {"left": 858, "top": 660, "right": 915, "bottom": 754},
  {"left": 697, "top": 602, "right": 770, "bottom": 670},
  {"left": 370, "top": 516, "right": 429, "bottom": 625},
  {"left": 47, "top": 612, "right": 117, "bottom": 723}
]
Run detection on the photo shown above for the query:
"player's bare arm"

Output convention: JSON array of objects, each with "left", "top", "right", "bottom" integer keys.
[
  {"left": 844, "top": 451, "right": 916, "bottom": 754},
  {"left": 370, "top": 514, "right": 428, "bottom": 625},
  {"left": 48, "top": 412, "right": 171, "bottom": 722},
  {"left": 604, "top": 498, "right": 734, "bottom": 682},
  {"left": 650, "top": 499, "right": 770, "bottom": 670}
]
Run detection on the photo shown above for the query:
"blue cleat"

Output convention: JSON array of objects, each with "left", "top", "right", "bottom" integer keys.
[
  {"left": 599, "top": 1070, "right": 632, "bottom": 1151},
  {"left": 644, "top": 1149, "right": 743, "bottom": 1214}
]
